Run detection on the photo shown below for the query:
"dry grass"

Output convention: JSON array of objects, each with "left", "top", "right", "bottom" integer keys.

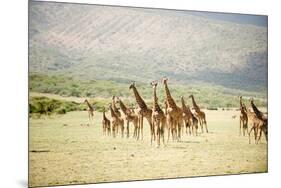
[{"left": 29, "top": 110, "right": 267, "bottom": 187}]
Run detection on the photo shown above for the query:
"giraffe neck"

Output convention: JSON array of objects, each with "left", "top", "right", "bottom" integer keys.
[
  {"left": 181, "top": 97, "right": 188, "bottom": 112},
  {"left": 152, "top": 86, "right": 162, "bottom": 113},
  {"left": 86, "top": 100, "right": 93, "bottom": 110},
  {"left": 239, "top": 97, "right": 243, "bottom": 108},
  {"left": 164, "top": 100, "right": 168, "bottom": 115},
  {"left": 163, "top": 82, "right": 177, "bottom": 108},
  {"left": 103, "top": 111, "right": 106, "bottom": 120},
  {"left": 109, "top": 106, "right": 117, "bottom": 119},
  {"left": 112, "top": 98, "right": 118, "bottom": 111},
  {"left": 119, "top": 100, "right": 130, "bottom": 115},
  {"left": 191, "top": 96, "right": 200, "bottom": 111},
  {"left": 132, "top": 86, "right": 147, "bottom": 109},
  {"left": 251, "top": 101, "right": 263, "bottom": 119}
]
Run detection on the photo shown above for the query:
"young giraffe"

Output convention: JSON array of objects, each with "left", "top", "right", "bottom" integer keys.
[
  {"left": 162, "top": 78, "right": 183, "bottom": 141},
  {"left": 109, "top": 104, "right": 124, "bottom": 138},
  {"left": 84, "top": 99, "right": 94, "bottom": 123},
  {"left": 189, "top": 95, "right": 208, "bottom": 133},
  {"left": 115, "top": 97, "right": 139, "bottom": 139},
  {"left": 112, "top": 96, "right": 121, "bottom": 133},
  {"left": 102, "top": 108, "right": 111, "bottom": 136},
  {"left": 239, "top": 96, "right": 248, "bottom": 136},
  {"left": 129, "top": 82, "right": 154, "bottom": 141},
  {"left": 151, "top": 81, "right": 166, "bottom": 147},
  {"left": 181, "top": 96, "right": 198, "bottom": 136}
]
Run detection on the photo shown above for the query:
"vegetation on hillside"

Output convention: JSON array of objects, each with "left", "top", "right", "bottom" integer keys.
[
  {"left": 29, "top": 1, "right": 268, "bottom": 91},
  {"left": 29, "top": 73, "right": 267, "bottom": 114}
]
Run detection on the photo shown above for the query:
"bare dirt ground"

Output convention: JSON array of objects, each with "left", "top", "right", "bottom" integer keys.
[{"left": 29, "top": 110, "right": 267, "bottom": 187}]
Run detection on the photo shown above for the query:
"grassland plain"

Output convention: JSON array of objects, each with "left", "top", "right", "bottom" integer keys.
[{"left": 29, "top": 110, "right": 267, "bottom": 187}]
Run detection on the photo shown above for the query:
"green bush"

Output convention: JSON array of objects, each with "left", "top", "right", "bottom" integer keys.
[{"left": 29, "top": 96, "right": 82, "bottom": 115}]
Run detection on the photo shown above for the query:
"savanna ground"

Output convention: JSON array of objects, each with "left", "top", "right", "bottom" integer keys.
[{"left": 29, "top": 109, "right": 267, "bottom": 187}]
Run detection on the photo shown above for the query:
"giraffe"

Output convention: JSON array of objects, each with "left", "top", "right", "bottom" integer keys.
[
  {"left": 164, "top": 99, "right": 172, "bottom": 141},
  {"left": 151, "top": 81, "right": 166, "bottom": 147},
  {"left": 84, "top": 99, "right": 94, "bottom": 123},
  {"left": 115, "top": 97, "right": 139, "bottom": 139},
  {"left": 112, "top": 96, "right": 121, "bottom": 117},
  {"left": 162, "top": 78, "right": 183, "bottom": 141},
  {"left": 102, "top": 108, "right": 111, "bottom": 136},
  {"left": 188, "top": 94, "right": 208, "bottom": 133},
  {"left": 129, "top": 82, "right": 154, "bottom": 141},
  {"left": 239, "top": 96, "right": 248, "bottom": 136},
  {"left": 112, "top": 96, "right": 121, "bottom": 133},
  {"left": 109, "top": 104, "right": 124, "bottom": 138},
  {"left": 181, "top": 96, "right": 198, "bottom": 136},
  {"left": 246, "top": 107, "right": 267, "bottom": 144},
  {"left": 249, "top": 98, "right": 268, "bottom": 144}
]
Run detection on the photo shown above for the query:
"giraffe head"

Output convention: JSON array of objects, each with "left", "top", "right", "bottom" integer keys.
[
  {"left": 115, "top": 97, "right": 121, "bottom": 104},
  {"left": 188, "top": 94, "right": 194, "bottom": 99},
  {"left": 84, "top": 99, "right": 88, "bottom": 103},
  {"left": 129, "top": 82, "right": 136, "bottom": 90},
  {"left": 150, "top": 80, "right": 158, "bottom": 88},
  {"left": 180, "top": 96, "right": 185, "bottom": 102},
  {"left": 162, "top": 77, "right": 168, "bottom": 85},
  {"left": 249, "top": 97, "right": 254, "bottom": 105}
]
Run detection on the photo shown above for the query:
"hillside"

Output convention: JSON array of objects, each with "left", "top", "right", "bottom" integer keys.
[{"left": 29, "top": 1, "right": 268, "bottom": 91}]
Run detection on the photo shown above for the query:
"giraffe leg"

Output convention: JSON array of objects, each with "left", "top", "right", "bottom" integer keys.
[
  {"left": 151, "top": 119, "right": 154, "bottom": 146},
  {"left": 204, "top": 118, "right": 208, "bottom": 133},
  {"left": 126, "top": 120, "right": 130, "bottom": 139},
  {"left": 254, "top": 127, "right": 258, "bottom": 144},
  {"left": 257, "top": 128, "right": 262, "bottom": 144},
  {"left": 185, "top": 120, "right": 188, "bottom": 135},
  {"left": 239, "top": 119, "right": 242, "bottom": 136},
  {"left": 140, "top": 117, "right": 144, "bottom": 141},
  {"left": 157, "top": 123, "right": 160, "bottom": 148},
  {"left": 199, "top": 117, "right": 203, "bottom": 133},
  {"left": 88, "top": 112, "right": 91, "bottom": 124},
  {"left": 245, "top": 119, "right": 249, "bottom": 133},
  {"left": 136, "top": 117, "right": 139, "bottom": 140},
  {"left": 161, "top": 120, "right": 166, "bottom": 146},
  {"left": 248, "top": 125, "right": 254, "bottom": 144}
]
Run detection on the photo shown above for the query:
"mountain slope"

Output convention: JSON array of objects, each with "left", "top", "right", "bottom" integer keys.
[{"left": 29, "top": 1, "right": 268, "bottom": 91}]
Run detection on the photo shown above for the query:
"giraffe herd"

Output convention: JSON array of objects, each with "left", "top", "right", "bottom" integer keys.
[
  {"left": 98, "top": 78, "right": 208, "bottom": 147},
  {"left": 87, "top": 78, "right": 268, "bottom": 147}
]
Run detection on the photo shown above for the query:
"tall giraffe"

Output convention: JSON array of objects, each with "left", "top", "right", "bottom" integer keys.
[
  {"left": 249, "top": 98, "right": 268, "bottom": 144},
  {"left": 84, "top": 99, "right": 94, "bottom": 123},
  {"left": 239, "top": 96, "right": 248, "bottom": 136},
  {"left": 162, "top": 78, "right": 183, "bottom": 141},
  {"left": 129, "top": 82, "right": 153, "bottom": 141},
  {"left": 181, "top": 96, "right": 198, "bottom": 136},
  {"left": 109, "top": 104, "right": 124, "bottom": 138},
  {"left": 102, "top": 108, "right": 111, "bottom": 136},
  {"left": 246, "top": 107, "right": 267, "bottom": 144},
  {"left": 151, "top": 81, "right": 166, "bottom": 147},
  {"left": 116, "top": 97, "right": 139, "bottom": 139},
  {"left": 189, "top": 95, "right": 208, "bottom": 133}
]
